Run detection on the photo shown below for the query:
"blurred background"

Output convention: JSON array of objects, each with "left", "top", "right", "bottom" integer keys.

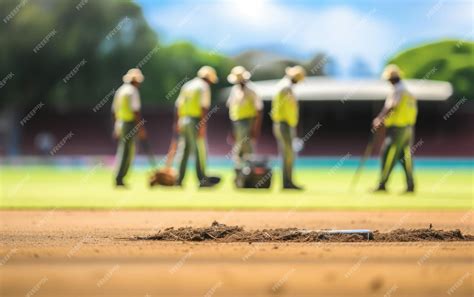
[{"left": 0, "top": 0, "right": 472, "bottom": 161}]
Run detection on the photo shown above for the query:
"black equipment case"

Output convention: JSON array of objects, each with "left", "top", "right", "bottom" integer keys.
[{"left": 234, "top": 157, "right": 272, "bottom": 189}]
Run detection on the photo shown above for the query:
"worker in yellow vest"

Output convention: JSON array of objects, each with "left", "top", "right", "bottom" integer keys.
[
  {"left": 112, "top": 68, "right": 147, "bottom": 187},
  {"left": 174, "top": 66, "right": 220, "bottom": 187},
  {"left": 271, "top": 66, "right": 306, "bottom": 190},
  {"left": 226, "top": 66, "right": 263, "bottom": 169},
  {"left": 372, "top": 64, "right": 417, "bottom": 193}
]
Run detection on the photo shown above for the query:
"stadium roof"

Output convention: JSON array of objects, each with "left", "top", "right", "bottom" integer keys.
[{"left": 221, "top": 78, "right": 453, "bottom": 102}]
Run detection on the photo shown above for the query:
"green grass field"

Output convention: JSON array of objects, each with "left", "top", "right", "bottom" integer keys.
[{"left": 1, "top": 165, "right": 472, "bottom": 210}]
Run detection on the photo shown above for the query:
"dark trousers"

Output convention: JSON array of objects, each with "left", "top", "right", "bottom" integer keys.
[
  {"left": 273, "top": 122, "right": 296, "bottom": 186},
  {"left": 114, "top": 121, "right": 136, "bottom": 183},
  {"left": 379, "top": 126, "right": 415, "bottom": 188},
  {"left": 176, "top": 117, "right": 207, "bottom": 184},
  {"left": 232, "top": 118, "right": 254, "bottom": 168}
]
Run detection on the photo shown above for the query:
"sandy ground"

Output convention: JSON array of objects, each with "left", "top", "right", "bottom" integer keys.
[{"left": 1, "top": 210, "right": 473, "bottom": 297}]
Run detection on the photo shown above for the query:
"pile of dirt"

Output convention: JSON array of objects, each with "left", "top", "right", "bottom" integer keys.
[
  {"left": 136, "top": 221, "right": 474, "bottom": 243},
  {"left": 374, "top": 228, "right": 472, "bottom": 242}
]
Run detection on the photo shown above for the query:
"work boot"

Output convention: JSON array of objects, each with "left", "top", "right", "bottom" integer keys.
[
  {"left": 372, "top": 183, "right": 387, "bottom": 193},
  {"left": 404, "top": 183, "right": 415, "bottom": 194},
  {"left": 115, "top": 179, "right": 127, "bottom": 188},
  {"left": 283, "top": 182, "right": 304, "bottom": 191},
  {"left": 199, "top": 176, "right": 221, "bottom": 188}
]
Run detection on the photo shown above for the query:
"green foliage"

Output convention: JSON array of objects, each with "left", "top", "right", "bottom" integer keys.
[
  {"left": 388, "top": 40, "right": 474, "bottom": 100},
  {"left": 147, "top": 41, "right": 234, "bottom": 105},
  {"left": 0, "top": 0, "right": 234, "bottom": 110}
]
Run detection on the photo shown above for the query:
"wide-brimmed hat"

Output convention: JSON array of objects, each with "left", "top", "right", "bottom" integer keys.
[
  {"left": 285, "top": 65, "right": 306, "bottom": 82},
  {"left": 381, "top": 64, "right": 402, "bottom": 80},
  {"left": 197, "top": 66, "right": 219, "bottom": 84},
  {"left": 123, "top": 68, "right": 145, "bottom": 83},
  {"left": 227, "top": 66, "right": 251, "bottom": 84}
]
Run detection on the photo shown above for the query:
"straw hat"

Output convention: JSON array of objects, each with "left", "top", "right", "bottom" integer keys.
[
  {"left": 227, "top": 66, "right": 251, "bottom": 84},
  {"left": 123, "top": 68, "right": 145, "bottom": 83},
  {"left": 285, "top": 65, "right": 306, "bottom": 82},
  {"left": 197, "top": 66, "right": 219, "bottom": 84},
  {"left": 381, "top": 64, "right": 402, "bottom": 80}
]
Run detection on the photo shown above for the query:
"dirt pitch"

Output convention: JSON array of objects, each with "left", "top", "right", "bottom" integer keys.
[{"left": 1, "top": 210, "right": 473, "bottom": 297}]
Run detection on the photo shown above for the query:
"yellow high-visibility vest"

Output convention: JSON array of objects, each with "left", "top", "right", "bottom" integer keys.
[
  {"left": 229, "top": 95, "right": 258, "bottom": 121},
  {"left": 177, "top": 89, "right": 202, "bottom": 118},
  {"left": 115, "top": 95, "right": 135, "bottom": 122},
  {"left": 384, "top": 91, "right": 418, "bottom": 127},
  {"left": 271, "top": 88, "right": 298, "bottom": 127}
]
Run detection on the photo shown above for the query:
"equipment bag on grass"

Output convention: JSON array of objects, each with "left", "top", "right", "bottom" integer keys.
[{"left": 234, "top": 157, "right": 272, "bottom": 189}]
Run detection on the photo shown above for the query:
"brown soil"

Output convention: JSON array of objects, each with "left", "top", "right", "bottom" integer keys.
[
  {"left": 1, "top": 210, "right": 473, "bottom": 297},
  {"left": 138, "top": 221, "right": 473, "bottom": 242}
]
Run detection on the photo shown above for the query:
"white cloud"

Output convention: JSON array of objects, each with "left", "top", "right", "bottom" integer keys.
[{"left": 145, "top": 0, "right": 469, "bottom": 76}]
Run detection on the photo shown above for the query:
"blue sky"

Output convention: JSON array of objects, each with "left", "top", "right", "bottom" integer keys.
[{"left": 137, "top": 0, "right": 473, "bottom": 76}]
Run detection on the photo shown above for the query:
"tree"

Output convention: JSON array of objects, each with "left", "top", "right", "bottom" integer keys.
[
  {"left": 0, "top": 0, "right": 234, "bottom": 154},
  {"left": 388, "top": 40, "right": 474, "bottom": 100},
  {"left": 0, "top": 0, "right": 159, "bottom": 110},
  {"left": 0, "top": 0, "right": 234, "bottom": 110}
]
